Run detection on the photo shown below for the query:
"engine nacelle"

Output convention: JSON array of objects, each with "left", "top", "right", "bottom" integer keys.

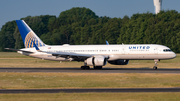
[
  {"left": 108, "top": 60, "right": 129, "bottom": 65},
  {"left": 86, "top": 56, "right": 107, "bottom": 66}
]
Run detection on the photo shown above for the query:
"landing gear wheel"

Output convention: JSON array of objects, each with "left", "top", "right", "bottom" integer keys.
[
  {"left": 94, "top": 66, "right": 102, "bottom": 69},
  {"left": 153, "top": 66, "right": 157, "bottom": 70},
  {"left": 81, "top": 66, "right": 90, "bottom": 70},
  {"left": 153, "top": 59, "right": 159, "bottom": 70}
]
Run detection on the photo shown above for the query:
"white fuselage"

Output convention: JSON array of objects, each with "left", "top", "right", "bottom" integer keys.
[{"left": 18, "top": 44, "right": 176, "bottom": 61}]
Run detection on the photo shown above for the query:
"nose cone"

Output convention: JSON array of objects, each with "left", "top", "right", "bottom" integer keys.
[
  {"left": 171, "top": 52, "right": 176, "bottom": 59},
  {"left": 173, "top": 52, "right": 176, "bottom": 58}
]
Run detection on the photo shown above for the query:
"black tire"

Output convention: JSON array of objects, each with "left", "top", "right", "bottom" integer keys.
[
  {"left": 98, "top": 66, "right": 102, "bottom": 69},
  {"left": 81, "top": 66, "right": 90, "bottom": 70},
  {"left": 85, "top": 66, "right": 90, "bottom": 69},
  {"left": 153, "top": 66, "right": 157, "bottom": 70},
  {"left": 94, "top": 66, "right": 102, "bottom": 69},
  {"left": 81, "top": 66, "right": 85, "bottom": 70}
]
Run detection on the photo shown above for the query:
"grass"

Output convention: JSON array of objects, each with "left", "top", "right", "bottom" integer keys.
[
  {"left": 1, "top": 73, "right": 180, "bottom": 89},
  {"left": 0, "top": 52, "right": 179, "bottom": 68},
  {"left": 0, "top": 52, "right": 30, "bottom": 58},
  {"left": 0, "top": 93, "right": 180, "bottom": 101}
]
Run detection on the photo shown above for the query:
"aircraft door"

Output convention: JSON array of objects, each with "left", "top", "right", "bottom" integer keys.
[
  {"left": 154, "top": 48, "right": 158, "bottom": 54},
  {"left": 122, "top": 46, "right": 125, "bottom": 55}
]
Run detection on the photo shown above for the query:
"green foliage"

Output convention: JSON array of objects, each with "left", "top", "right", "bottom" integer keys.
[
  {"left": 0, "top": 7, "right": 180, "bottom": 52},
  {"left": 0, "top": 21, "right": 16, "bottom": 51}
]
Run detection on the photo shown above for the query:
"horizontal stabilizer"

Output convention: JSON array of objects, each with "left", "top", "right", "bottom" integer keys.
[{"left": 4, "top": 48, "right": 33, "bottom": 53}]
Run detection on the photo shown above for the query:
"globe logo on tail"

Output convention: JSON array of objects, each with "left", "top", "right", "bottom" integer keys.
[{"left": 25, "top": 31, "right": 45, "bottom": 48}]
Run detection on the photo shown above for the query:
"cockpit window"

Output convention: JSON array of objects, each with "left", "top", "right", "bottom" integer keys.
[{"left": 163, "top": 49, "right": 172, "bottom": 52}]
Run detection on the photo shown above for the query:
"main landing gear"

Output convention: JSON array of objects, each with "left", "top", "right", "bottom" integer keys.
[
  {"left": 94, "top": 66, "right": 102, "bottom": 69},
  {"left": 81, "top": 66, "right": 90, "bottom": 69},
  {"left": 81, "top": 62, "right": 103, "bottom": 70},
  {"left": 81, "top": 62, "right": 90, "bottom": 69},
  {"left": 80, "top": 66, "right": 103, "bottom": 69},
  {"left": 153, "top": 59, "right": 159, "bottom": 70}
]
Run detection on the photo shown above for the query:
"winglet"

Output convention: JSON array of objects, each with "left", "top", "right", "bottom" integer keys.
[{"left": 106, "top": 40, "right": 109, "bottom": 45}]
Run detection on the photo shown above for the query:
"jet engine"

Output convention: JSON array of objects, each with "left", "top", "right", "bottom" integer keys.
[
  {"left": 86, "top": 56, "right": 107, "bottom": 66},
  {"left": 108, "top": 60, "right": 129, "bottom": 65}
]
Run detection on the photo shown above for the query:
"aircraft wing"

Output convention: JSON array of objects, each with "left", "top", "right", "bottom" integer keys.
[
  {"left": 5, "top": 47, "right": 93, "bottom": 61},
  {"left": 4, "top": 48, "right": 34, "bottom": 53},
  {"left": 33, "top": 42, "right": 93, "bottom": 60},
  {"left": 45, "top": 51, "right": 93, "bottom": 61}
]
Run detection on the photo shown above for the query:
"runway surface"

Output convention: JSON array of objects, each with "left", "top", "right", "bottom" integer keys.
[
  {"left": 1, "top": 88, "right": 180, "bottom": 93},
  {"left": 0, "top": 67, "right": 180, "bottom": 73}
]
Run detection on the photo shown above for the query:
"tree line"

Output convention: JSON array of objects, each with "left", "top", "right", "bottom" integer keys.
[{"left": 0, "top": 7, "right": 180, "bottom": 52}]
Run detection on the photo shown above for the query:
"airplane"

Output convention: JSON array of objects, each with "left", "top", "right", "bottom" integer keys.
[{"left": 5, "top": 20, "right": 176, "bottom": 70}]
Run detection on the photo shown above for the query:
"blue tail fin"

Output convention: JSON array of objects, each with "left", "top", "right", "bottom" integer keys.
[
  {"left": 16, "top": 20, "right": 46, "bottom": 48},
  {"left": 106, "top": 40, "right": 109, "bottom": 45}
]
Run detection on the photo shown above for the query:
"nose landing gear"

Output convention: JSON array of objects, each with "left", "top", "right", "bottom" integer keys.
[
  {"left": 153, "top": 59, "right": 159, "bottom": 70},
  {"left": 153, "top": 66, "right": 157, "bottom": 70}
]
